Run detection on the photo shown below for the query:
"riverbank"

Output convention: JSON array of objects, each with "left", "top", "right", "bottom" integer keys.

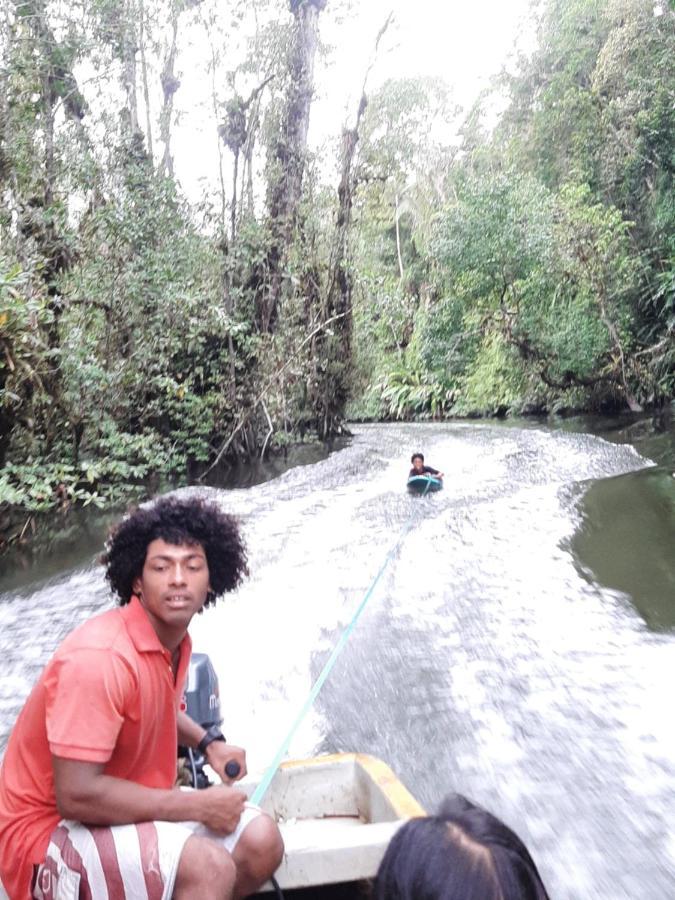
[
  {"left": 3, "top": 406, "right": 674, "bottom": 568},
  {"left": 0, "top": 438, "right": 348, "bottom": 590}
]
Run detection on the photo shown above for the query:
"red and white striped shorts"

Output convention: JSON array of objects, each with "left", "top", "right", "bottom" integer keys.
[{"left": 31, "top": 806, "right": 261, "bottom": 900}]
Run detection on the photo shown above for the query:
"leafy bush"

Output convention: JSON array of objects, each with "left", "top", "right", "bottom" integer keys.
[
  {"left": 454, "top": 332, "right": 528, "bottom": 415},
  {"left": 378, "top": 366, "right": 453, "bottom": 420}
]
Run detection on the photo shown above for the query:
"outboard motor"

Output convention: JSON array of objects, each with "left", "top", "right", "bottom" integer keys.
[
  {"left": 178, "top": 652, "right": 222, "bottom": 788},
  {"left": 184, "top": 652, "right": 221, "bottom": 730},
  {"left": 180, "top": 654, "right": 285, "bottom": 899}
]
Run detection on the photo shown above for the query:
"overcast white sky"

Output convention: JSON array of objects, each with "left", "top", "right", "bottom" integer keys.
[
  {"left": 312, "top": 0, "right": 535, "bottom": 134},
  {"left": 172, "top": 0, "right": 536, "bottom": 201}
]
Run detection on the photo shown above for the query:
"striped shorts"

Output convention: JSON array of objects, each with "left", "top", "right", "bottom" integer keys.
[{"left": 31, "top": 805, "right": 261, "bottom": 900}]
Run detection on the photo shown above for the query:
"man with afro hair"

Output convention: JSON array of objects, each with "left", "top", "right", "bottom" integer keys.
[{"left": 0, "top": 495, "right": 283, "bottom": 899}]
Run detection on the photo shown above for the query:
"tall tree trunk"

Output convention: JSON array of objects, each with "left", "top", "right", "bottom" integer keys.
[
  {"left": 121, "top": 13, "right": 139, "bottom": 133},
  {"left": 309, "top": 14, "right": 392, "bottom": 438},
  {"left": 139, "top": 0, "right": 154, "bottom": 163},
  {"left": 240, "top": 103, "right": 259, "bottom": 220},
  {"left": 199, "top": 8, "right": 241, "bottom": 409},
  {"left": 310, "top": 101, "right": 363, "bottom": 439},
  {"left": 0, "top": 19, "right": 8, "bottom": 194},
  {"left": 231, "top": 151, "right": 239, "bottom": 243},
  {"left": 27, "top": 0, "right": 68, "bottom": 448},
  {"left": 160, "top": 4, "right": 180, "bottom": 177},
  {"left": 395, "top": 192, "right": 405, "bottom": 281},
  {"left": 259, "top": 0, "right": 327, "bottom": 333}
]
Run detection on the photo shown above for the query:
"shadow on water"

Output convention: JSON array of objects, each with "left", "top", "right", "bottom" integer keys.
[
  {"left": 0, "top": 507, "right": 123, "bottom": 595},
  {"left": 553, "top": 408, "right": 675, "bottom": 469},
  {"left": 570, "top": 467, "right": 675, "bottom": 632},
  {"left": 548, "top": 410, "right": 675, "bottom": 633},
  {"left": 196, "top": 439, "right": 350, "bottom": 489},
  {"left": 0, "top": 439, "right": 349, "bottom": 595}
]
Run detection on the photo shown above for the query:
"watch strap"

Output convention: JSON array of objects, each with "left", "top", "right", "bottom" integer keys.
[{"left": 197, "top": 725, "right": 226, "bottom": 756}]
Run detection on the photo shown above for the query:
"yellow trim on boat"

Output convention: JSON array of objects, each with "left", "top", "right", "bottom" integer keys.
[
  {"left": 355, "top": 753, "right": 426, "bottom": 818},
  {"left": 280, "top": 752, "right": 426, "bottom": 818}
]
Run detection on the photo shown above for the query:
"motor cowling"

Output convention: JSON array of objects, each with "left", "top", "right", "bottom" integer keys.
[
  {"left": 183, "top": 652, "right": 221, "bottom": 729},
  {"left": 178, "top": 652, "right": 222, "bottom": 788}
]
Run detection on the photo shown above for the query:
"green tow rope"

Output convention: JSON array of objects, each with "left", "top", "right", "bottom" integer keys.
[{"left": 250, "top": 477, "right": 433, "bottom": 806}]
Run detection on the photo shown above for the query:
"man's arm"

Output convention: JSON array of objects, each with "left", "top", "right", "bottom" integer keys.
[
  {"left": 177, "top": 710, "right": 247, "bottom": 783},
  {"left": 52, "top": 757, "right": 245, "bottom": 834}
]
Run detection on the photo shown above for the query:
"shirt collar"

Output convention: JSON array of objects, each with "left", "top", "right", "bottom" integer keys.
[{"left": 122, "top": 594, "right": 192, "bottom": 660}]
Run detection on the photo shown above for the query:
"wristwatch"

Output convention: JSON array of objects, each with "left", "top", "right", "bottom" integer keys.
[{"left": 197, "top": 725, "right": 226, "bottom": 756}]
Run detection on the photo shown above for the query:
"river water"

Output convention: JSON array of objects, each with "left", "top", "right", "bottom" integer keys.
[{"left": 1, "top": 422, "right": 674, "bottom": 898}]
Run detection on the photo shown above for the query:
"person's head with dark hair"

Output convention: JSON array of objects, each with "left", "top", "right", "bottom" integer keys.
[
  {"left": 411, "top": 452, "right": 425, "bottom": 464},
  {"left": 101, "top": 494, "right": 248, "bottom": 608},
  {"left": 374, "top": 793, "right": 551, "bottom": 900}
]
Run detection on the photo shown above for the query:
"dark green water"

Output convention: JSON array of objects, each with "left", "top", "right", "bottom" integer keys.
[
  {"left": 560, "top": 413, "right": 675, "bottom": 632},
  {"left": 571, "top": 467, "right": 675, "bottom": 631}
]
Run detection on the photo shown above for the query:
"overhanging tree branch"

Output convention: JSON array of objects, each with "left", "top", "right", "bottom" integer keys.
[{"left": 199, "top": 312, "right": 347, "bottom": 479}]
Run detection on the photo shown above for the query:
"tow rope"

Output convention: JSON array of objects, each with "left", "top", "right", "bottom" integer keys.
[{"left": 251, "top": 477, "right": 433, "bottom": 806}]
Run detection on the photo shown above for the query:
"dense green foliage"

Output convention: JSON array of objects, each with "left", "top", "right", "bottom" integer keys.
[
  {"left": 350, "top": 0, "right": 675, "bottom": 422},
  {"left": 1, "top": 0, "right": 674, "bottom": 542},
  {"left": 0, "top": 0, "right": 338, "bottom": 541}
]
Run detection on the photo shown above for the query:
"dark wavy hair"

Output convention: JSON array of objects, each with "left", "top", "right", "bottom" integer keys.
[
  {"left": 374, "top": 794, "right": 551, "bottom": 900},
  {"left": 411, "top": 452, "right": 424, "bottom": 463},
  {"left": 101, "top": 495, "right": 248, "bottom": 606}
]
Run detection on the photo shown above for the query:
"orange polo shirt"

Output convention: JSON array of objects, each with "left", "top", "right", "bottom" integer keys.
[{"left": 0, "top": 596, "right": 191, "bottom": 899}]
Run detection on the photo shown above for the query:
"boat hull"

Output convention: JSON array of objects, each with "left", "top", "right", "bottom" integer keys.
[{"left": 244, "top": 753, "right": 424, "bottom": 893}]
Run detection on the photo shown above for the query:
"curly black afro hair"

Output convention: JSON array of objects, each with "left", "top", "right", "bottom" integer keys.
[{"left": 101, "top": 495, "right": 248, "bottom": 606}]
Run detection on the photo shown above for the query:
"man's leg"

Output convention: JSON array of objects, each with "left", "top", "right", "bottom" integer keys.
[
  {"left": 173, "top": 835, "right": 236, "bottom": 900},
  {"left": 183, "top": 804, "right": 284, "bottom": 897},
  {"left": 229, "top": 813, "right": 284, "bottom": 898},
  {"left": 34, "top": 819, "right": 236, "bottom": 899}
]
